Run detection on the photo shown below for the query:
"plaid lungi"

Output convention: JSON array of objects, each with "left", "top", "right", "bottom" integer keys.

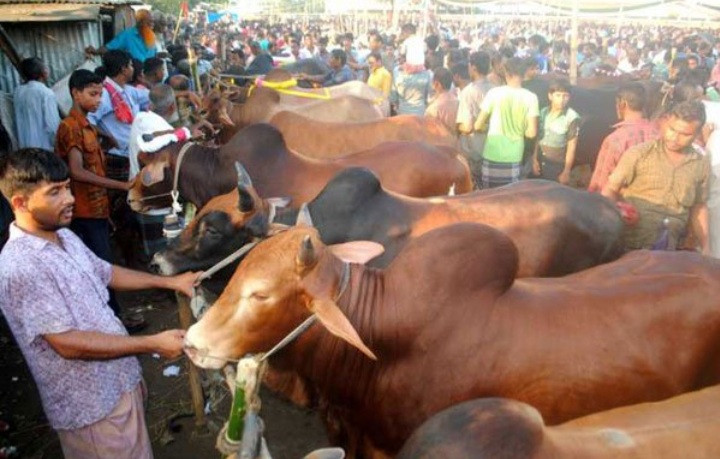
[
  {"left": 105, "top": 154, "right": 130, "bottom": 182},
  {"left": 481, "top": 159, "right": 522, "bottom": 189}
]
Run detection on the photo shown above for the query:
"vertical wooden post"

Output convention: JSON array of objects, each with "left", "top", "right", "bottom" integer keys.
[{"left": 176, "top": 293, "right": 207, "bottom": 431}]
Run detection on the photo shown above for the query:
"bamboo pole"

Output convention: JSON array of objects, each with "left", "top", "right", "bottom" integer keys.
[{"left": 172, "top": 3, "right": 185, "bottom": 45}]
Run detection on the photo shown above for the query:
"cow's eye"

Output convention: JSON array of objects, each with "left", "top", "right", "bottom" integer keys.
[
  {"left": 204, "top": 226, "right": 219, "bottom": 236},
  {"left": 251, "top": 292, "right": 269, "bottom": 301}
]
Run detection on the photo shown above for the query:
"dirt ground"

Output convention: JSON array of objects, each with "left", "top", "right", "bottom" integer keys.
[{"left": 0, "top": 288, "right": 329, "bottom": 459}]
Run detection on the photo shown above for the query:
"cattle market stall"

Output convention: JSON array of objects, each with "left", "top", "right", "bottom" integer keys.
[{"left": 0, "top": 0, "right": 141, "bottom": 148}]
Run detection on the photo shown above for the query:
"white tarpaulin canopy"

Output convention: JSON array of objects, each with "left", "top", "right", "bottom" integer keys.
[{"left": 431, "top": 0, "right": 720, "bottom": 19}]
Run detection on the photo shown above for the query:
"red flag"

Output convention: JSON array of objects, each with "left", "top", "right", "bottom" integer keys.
[{"left": 180, "top": 1, "right": 189, "bottom": 18}]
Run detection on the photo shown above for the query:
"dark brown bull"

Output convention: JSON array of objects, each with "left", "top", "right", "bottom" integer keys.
[
  {"left": 398, "top": 386, "right": 720, "bottom": 458},
  {"left": 128, "top": 124, "right": 471, "bottom": 212},
  {"left": 186, "top": 223, "right": 720, "bottom": 458},
  {"left": 152, "top": 170, "right": 622, "bottom": 281}
]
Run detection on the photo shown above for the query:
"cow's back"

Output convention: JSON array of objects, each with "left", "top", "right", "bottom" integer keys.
[
  {"left": 348, "top": 180, "right": 622, "bottom": 275},
  {"left": 270, "top": 111, "right": 457, "bottom": 158},
  {"left": 446, "top": 180, "right": 623, "bottom": 275},
  {"left": 398, "top": 386, "right": 720, "bottom": 459},
  {"left": 491, "top": 250, "right": 720, "bottom": 423},
  {"left": 354, "top": 226, "right": 720, "bottom": 450}
]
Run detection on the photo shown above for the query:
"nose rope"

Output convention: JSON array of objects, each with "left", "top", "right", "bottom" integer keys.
[
  {"left": 195, "top": 239, "right": 260, "bottom": 285},
  {"left": 188, "top": 262, "right": 351, "bottom": 364}
]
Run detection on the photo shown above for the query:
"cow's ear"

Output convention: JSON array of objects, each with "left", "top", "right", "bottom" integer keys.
[
  {"left": 329, "top": 241, "right": 384, "bottom": 264},
  {"left": 310, "top": 298, "right": 377, "bottom": 361},
  {"left": 218, "top": 107, "right": 235, "bottom": 127},
  {"left": 236, "top": 184, "right": 255, "bottom": 213}
]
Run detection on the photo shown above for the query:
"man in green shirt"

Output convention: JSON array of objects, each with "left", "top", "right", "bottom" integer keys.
[{"left": 474, "top": 57, "right": 539, "bottom": 188}]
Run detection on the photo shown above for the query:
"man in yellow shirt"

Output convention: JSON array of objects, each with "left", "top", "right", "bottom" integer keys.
[
  {"left": 367, "top": 52, "right": 392, "bottom": 99},
  {"left": 602, "top": 100, "right": 710, "bottom": 252}
]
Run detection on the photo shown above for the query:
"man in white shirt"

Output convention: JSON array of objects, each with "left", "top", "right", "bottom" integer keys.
[
  {"left": 299, "top": 34, "right": 319, "bottom": 60},
  {"left": 13, "top": 57, "right": 61, "bottom": 150}
]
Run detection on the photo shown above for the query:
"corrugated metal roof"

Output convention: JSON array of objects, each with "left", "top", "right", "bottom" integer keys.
[
  {"left": 0, "top": 0, "right": 141, "bottom": 5},
  {"left": 0, "top": 21, "right": 101, "bottom": 93},
  {"left": 0, "top": 3, "right": 100, "bottom": 22}
]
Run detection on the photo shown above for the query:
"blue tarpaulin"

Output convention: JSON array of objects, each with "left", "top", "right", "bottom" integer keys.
[{"left": 207, "top": 11, "right": 239, "bottom": 23}]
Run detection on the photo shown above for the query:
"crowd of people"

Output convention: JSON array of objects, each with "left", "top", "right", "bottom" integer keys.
[{"left": 0, "top": 8, "right": 720, "bottom": 458}]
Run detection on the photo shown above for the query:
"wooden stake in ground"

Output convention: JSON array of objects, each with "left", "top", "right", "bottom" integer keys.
[{"left": 176, "top": 292, "right": 208, "bottom": 432}]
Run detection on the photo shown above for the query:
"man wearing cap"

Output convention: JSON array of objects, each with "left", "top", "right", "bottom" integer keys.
[
  {"left": 128, "top": 84, "right": 210, "bottom": 180},
  {"left": 86, "top": 10, "right": 158, "bottom": 63}
]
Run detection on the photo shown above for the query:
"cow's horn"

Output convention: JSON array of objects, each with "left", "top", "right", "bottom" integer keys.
[
  {"left": 297, "top": 235, "right": 317, "bottom": 269},
  {"left": 296, "top": 203, "right": 314, "bottom": 227},
  {"left": 235, "top": 162, "right": 253, "bottom": 188},
  {"left": 235, "top": 163, "right": 255, "bottom": 213}
]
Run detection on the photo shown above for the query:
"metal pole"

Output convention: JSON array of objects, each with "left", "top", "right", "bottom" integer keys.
[{"left": 569, "top": 0, "right": 578, "bottom": 84}]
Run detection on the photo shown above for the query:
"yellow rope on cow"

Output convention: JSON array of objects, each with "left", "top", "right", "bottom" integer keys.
[
  {"left": 256, "top": 78, "right": 298, "bottom": 89},
  {"left": 250, "top": 77, "right": 385, "bottom": 105},
  {"left": 251, "top": 77, "right": 332, "bottom": 100}
]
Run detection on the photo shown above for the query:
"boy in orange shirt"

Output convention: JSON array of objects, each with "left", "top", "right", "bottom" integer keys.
[{"left": 56, "top": 69, "right": 135, "bottom": 321}]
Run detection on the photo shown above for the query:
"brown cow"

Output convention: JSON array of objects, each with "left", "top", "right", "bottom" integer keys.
[
  {"left": 205, "top": 87, "right": 386, "bottom": 144},
  {"left": 398, "top": 385, "right": 720, "bottom": 458},
  {"left": 268, "top": 110, "right": 457, "bottom": 158},
  {"left": 128, "top": 124, "right": 471, "bottom": 212},
  {"left": 185, "top": 223, "right": 720, "bottom": 458},
  {"left": 152, "top": 171, "right": 622, "bottom": 280}
]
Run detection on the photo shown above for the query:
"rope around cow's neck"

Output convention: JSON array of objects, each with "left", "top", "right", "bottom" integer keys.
[
  {"left": 126, "top": 141, "right": 196, "bottom": 208},
  {"left": 190, "top": 261, "right": 351, "bottom": 364},
  {"left": 170, "top": 142, "right": 196, "bottom": 214}
]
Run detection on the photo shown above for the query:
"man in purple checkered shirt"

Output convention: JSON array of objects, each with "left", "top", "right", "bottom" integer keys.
[{"left": 0, "top": 149, "right": 199, "bottom": 459}]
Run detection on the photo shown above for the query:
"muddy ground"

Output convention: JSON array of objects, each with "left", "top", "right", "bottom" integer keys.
[{"left": 0, "top": 288, "right": 329, "bottom": 459}]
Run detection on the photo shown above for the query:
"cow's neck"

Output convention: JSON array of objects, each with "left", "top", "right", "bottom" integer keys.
[
  {"left": 239, "top": 90, "right": 278, "bottom": 125},
  {"left": 170, "top": 143, "right": 232, "bottom": 208},
  {"left": 282, "top": 263, "right": 392, "bottom": 406}
]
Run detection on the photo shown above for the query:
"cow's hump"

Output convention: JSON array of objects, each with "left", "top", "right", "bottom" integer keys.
[
  {"left": 229, "top": 124, "right": 288, "bottom": 161},
  {"left": 388, "top": 223, "right": 519, "bottom": 298},
  {"left": 311, "top": 167, "right": 384, "bottom": 215}
]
